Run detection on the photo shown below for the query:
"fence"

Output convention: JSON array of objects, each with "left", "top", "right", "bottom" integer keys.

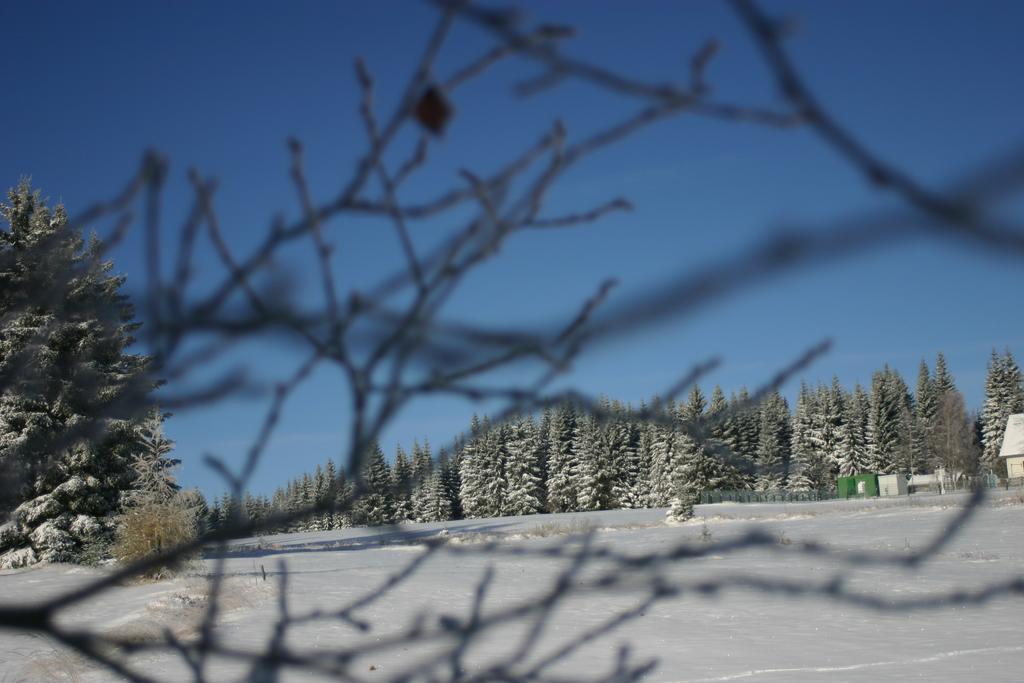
[
  {"left": 700, "top": 489, "right": 838, "bottom": 504},
  {"left": 701, "top": 473, "right": 1021, "bottom": 505}
]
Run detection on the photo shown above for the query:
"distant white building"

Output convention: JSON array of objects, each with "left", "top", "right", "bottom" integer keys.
[
  {"left": 999, "top": 414, "right": 1024, "bottom": 480},
  {"left": 878, "top": 473, "right": 909, "bottom": 496}
]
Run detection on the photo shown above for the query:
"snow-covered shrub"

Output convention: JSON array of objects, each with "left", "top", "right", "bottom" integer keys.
[
  {"left": 666, "top": 489, "right": 698, "bottom": 523},
  {"left": 0, "top": 546, "right": 37, "bottom": 570},
  {"left": 29, "top": 518, "right": 77, "bottom": 563}
]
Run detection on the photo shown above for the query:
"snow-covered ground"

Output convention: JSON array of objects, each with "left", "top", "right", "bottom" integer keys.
[{"left": 2, "top": 491, "right": 1023, "bottom": 682}]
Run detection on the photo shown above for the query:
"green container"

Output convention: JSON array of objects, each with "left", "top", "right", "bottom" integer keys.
[{"left": 836, "top": 473, "right": 878, "bottom": 498}]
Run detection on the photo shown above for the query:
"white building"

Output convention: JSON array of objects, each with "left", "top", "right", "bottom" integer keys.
[
  {"left": 999, "top": 413, "right": 1024, "bottom": 480},
  {"left": 878, "top": 473, "right": 909, "bottom": 496}
]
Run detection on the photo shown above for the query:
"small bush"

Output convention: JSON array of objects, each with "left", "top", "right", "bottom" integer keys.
[
  {"left": 667, "top": 489, "right": 699, "bottom": 523},
  {"left": 112, "top": 497, "right": 197, "bottom": 578}
]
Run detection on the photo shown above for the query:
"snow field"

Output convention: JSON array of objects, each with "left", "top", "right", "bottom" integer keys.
[{"left": 1, "top": 492, "right": 1022, "bottom": 682}]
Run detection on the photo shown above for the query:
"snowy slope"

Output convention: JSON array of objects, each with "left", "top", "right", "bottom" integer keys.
[{"left": 1, "top": 492, "right": 1022, "bottom": 682}]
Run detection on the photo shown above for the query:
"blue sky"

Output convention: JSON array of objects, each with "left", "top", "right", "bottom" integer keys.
[{"left": 3, "top": 1, "right": 1022, "bottom": 497}]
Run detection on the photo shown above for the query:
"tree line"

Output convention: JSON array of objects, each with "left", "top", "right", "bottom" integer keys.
[{"left": 211, "top": 350, "right": 1024, "bottom": 530}]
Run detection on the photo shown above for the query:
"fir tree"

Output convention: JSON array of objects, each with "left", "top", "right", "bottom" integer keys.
[
  {"left": 866, "top": 366, "right": 914, "bottom": 474},
  {"left": 310, "top": 465, "right": 327, "bottom": 530},
  {"left": 806, "top": 380, "right": 843, "bottom": 489},
  {"left": 647, "top": 416, "right": 681, "bottom": 507},
  {"left": 439, "top": 446, "right": 462, "bottom": 520},
  {"left": 324, "top": 458, "right": 339, "bottom": 529},
  {"left": 723, "top": 387, "right": 760, "bottom": 483},
  {"left": 0, "top": 183, "right": 159, "bottom": 567},
  {"left": 536, "top": 408, "right": 552, "bottom": 494},
  {"left": 933, "top": 352, "right": 956, "bottom": 399},
  {"left": 631, "top": 418, "right": 656, "bottom": 506},
  {"left": 332, "top": 465, "right": 352, "bottom": 529},
  {"left": 787, "top": 384, "right": 815, "bottom": 491},
  {"left": 392, "top": 445, "right": 414, "bottom": 521},
  {"left": 410, "top": 440, "right": 433, "bottom": 521},
  {"left": 613, "top": 406, "right": 649, "bottom": 508},
  {"left": 129, "top": 409, "right": 181, "bottom": 503},
  {"left": 680, "top": 385, "right": 707, "bottom": 425},
  {"left": 708, "top": 386, "right": 728, "bottom": 441},
  {"left": 980, "top": 350, "right": 1024, "bottom": 474},
  {"left": 576, "top": 409, "right": 617, "bottom": 511},
  {"left": 545, "top": 403, "right": 579, "bottom": 513},
  {"left": 420, "top": 471, "right": 453, "bottom": 522},
  {"left": 666, "top": 487, "right": 698, "bottom": 522},
  {"left": 755, "top": 391, "right": 791, "bottom": 490},
  {"left": 913, "top": 360, "right": 938, "bottom": 470},
  {"left": 836, "top": 383, "right": 870, "bottom": 476},
  {"left": 458, "top": 416, "right": 489, "bottom": 518},
  {"left": 351, "top": 443, "right": 395, "bottom": 526},
  {"left": 673, "top": 436, "right": 729, "bottom": 497},
  {"left": 503, "top": 415, "right": 544, "bottom": 516},
  {"left": 482, "top": 422, "right": 509, "bottom": 518}
]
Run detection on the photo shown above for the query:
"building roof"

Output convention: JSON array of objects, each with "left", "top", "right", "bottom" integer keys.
[{"left": 999, "top": 414, "right": 1024, "bottom": 458}]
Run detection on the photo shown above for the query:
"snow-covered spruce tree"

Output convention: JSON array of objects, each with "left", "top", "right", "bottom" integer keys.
[
  {"left": 807, "top": 379, "right": 844, "bottom": 489},
  {"left": 332, "top": 464, "right": 353, "bottom": 529},
  {"left": 130, "top": 409, "right": 181, "bottom": 503},
  {"left": 755, "top": 391, "right": 791, "bottom": 491},
  {"left": 503, "top": 415, "right": 544, "bottom": 516},
  {"left": 723, "top": 387, "right": 760, "bottom": 483},
  {"left": 836, "top": 383, "right": 870, "bottom": 476},
  {"left": 675, "top": 384, "right": 746, "bottom": 496},
  {"left": 545, "top": 402, "right": 579, "bottom": 513},
  {"left": 309, "top": 464, "right": 328, "bottom": 531},
  {"left": 672, "top": 435, "right": 732, "bottom": 500},
  {"left": 866, "top": 366, "right": 913, "bottom": 475},
  {"left": 410, "top": 440, "right": 433, "bottom": 521},
  {"left": 575, "top": 408, "right": 617, "bottom": 511},
  {"left": 578, "top": 399, "right": 627, "bottom": 511},
  {"left": 647, "top": 411, "right": 681, "bottom": 507},
  {"left": 981, "top": 349, "right": 1024, "bottom": 475},
  {"left": 322, "top": 458, "right": 339, "bottom": 529},
  {"left": 705, "top": 385, "right": 752, "bottom": 484},
  {"left": 458, "top": 415, "right": 488, "bottom": 518},
  {"left": 787, "top": 383, "right": 815, "bottom": 491},
  {"left": 392, "top": 445, "right": 414, "bottom": 521},
  {"left": 535, "top": 408, "right": 552, "bottom": 496},
  {"left": 614, "top": 405, "right": 650, "bottom": 508},
  {"left": 481, "top": 421, "right": 509, "bottom": 518},
  {"left": 0, "top": 183, "right": 157, "bottom": 569},
  {"left": 914, "top": 359, "right": 938, "bottom": 469},
  {"left": 708, "top": 386, "right": 728, "bottom": 441},
  {"left": 438, "top": 445, "right": 462, "bottom": 520},
  {"left": 459, "top": 417, "right": 506, "bottom": 519},
  {"left": 933, "top": 352, "right": 956, "bottom": 399},
  {"left": 419, "top": 470, "right": 453, "bottom": 523},
  {"left": 666, "top": 485, "right": 698, "bottom": 523},
  {"left": 667, "top": 412, "right": 734, "bottom": 520},
  {"left": 351, "top": 443, "right": 395, "bottom": 526},
  {"left": 680, "top": 385, "right": 706, "bottom": 425}
]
